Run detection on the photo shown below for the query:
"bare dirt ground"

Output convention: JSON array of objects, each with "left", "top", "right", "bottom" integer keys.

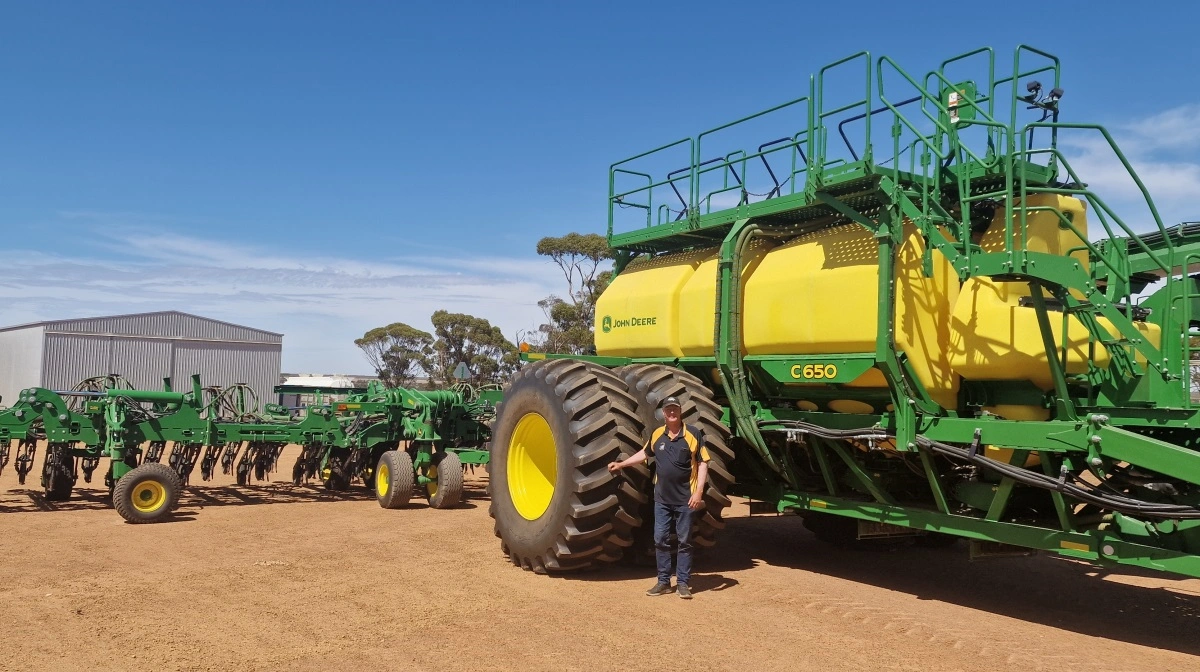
[{"left": 2, "top": 445, "right": 1199, "bottom": 672}]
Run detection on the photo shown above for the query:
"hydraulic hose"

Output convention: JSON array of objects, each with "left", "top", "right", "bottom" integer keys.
[{"left": 762, "top": 419, "right": 1200, "bottom": 520}]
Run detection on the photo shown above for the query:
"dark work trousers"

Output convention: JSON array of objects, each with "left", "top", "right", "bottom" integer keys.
[{"left": 654, "top": 501, "right": 695, "bottom": 585}]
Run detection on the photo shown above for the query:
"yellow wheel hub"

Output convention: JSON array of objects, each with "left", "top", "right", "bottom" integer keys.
[
  {"left": 131, "top": 480, "right": 168, "bottom": 513},
  {"left": 426, "top": 465, "right": 439, "bottom": 497},
  {"left": 507, "top": 412, "right": 557, "bottom": 520},
  {"left": 376, "top": 462, "right": 390, "bottom": 496}
]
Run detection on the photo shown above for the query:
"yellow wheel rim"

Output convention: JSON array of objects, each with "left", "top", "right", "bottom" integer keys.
[
  {"left": 507, "top": 412, "right": 557, "bottom": 520},
  {"left": 376, "top": 462, "right": 390, "bottom": 496},
  {"left": 426, "top": 465, "right": 438, "bottom": 497},
  {"left": 131, "top": 480, "right": 168, "bottom": 513}
]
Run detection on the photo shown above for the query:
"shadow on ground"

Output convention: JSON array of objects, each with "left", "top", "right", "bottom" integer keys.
[
  {"left": 708, "top": 513, "right": 1200, "bottom": 655},
  {"left": 559, "top": 512, "right": 1200, "bottom": 654},
  {"left": 0, "top": 481, "right": 489, "bottom": 515}
]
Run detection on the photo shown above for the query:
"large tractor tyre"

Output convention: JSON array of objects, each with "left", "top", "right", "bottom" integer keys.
[
  {"left": 615, "top": 364, "right": 735, "bottom": 552},
  {"left": 43, "top": 447, "right": 76, "bottom": 502},
  {"left": 375, "top": 450, "right": 415, "bottom": 509},
  {"left": 427, "top": 452, "right": 464, "bottom": 509},
  {"left": 113, "top": 463, "right": 182, "bottom": 524},
  {"left": 489, "top": 358, "right": 644, "bottom": 574}
]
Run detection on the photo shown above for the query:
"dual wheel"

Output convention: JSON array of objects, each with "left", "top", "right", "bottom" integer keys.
[
  {"left": 487, "top": 359, "right": 734, "bottom": 574},
  {"left": 374, "top": 450, "right": 463, "bottom": 509}
]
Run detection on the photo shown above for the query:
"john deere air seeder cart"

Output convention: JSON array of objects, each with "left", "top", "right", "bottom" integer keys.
[{"left": 488, "top": 46, "right": 1200, "bottom": 578}]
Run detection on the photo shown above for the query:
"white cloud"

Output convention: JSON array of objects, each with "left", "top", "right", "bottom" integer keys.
[
  {"left": 1117, "top": 104, "right": 1200, "bottom": 153},
  {"left": 0, "top": 227, "right": 565, "bottom": 374},
  {"left": 1058, "top": 104, "right": 1200, "bottom": 232}
]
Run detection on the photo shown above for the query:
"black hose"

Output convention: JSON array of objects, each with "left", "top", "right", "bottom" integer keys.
[{"left": 762, "top": 419, "right": 1200, "bottom": 520}]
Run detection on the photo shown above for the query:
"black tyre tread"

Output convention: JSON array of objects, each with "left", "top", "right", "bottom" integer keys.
[
  {"left": 44, "top": 447, "right": 75, "bottom": 502},
  {"left": 615, "top": 364, "right": 735, "bottom": 551},
  {"left": 428, "top": 452, "right": 464, "bottom": 509},
  {"left": 376, "top": 450, "right": 415, "bottom": 509},
  {"left": 324, "top": 473, "right": 350, "bottom": 491},
  {"left": 489, "top": 358, "right": 644, "bottom": 573},
  {"left": 112, "top": 463, "right": 181, "bottom": 524},
  {"left": 166, "top": 458, "right": 184, "bottom": 510}
]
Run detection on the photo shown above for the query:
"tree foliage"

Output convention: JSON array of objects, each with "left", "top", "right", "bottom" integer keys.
[
  {"left": 355, "top": 233, "right": 612, "bottom": 386},
  {"left": 532, "top": 233, "right": 613, "bottom": 354},
  {"left": 356, "top": 314, "right": 518, "bottom": 388},
  {"left": 354, "top": 322, "right": 434, "bottom": 388},
  {"left": 428, "top": 310, "right": 518, "bottom": 386},
  {"left": 536, "top": 232, "right": 611, "bottom": 296}
]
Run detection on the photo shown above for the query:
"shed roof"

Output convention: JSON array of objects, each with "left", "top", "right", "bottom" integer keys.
[{"left": 0, "top": 311, "right": 282, "bottom": 344}]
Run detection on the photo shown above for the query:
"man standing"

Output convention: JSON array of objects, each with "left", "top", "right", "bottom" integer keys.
[{"left": 609, "top": 396, "right": 710, "bottom": 599}]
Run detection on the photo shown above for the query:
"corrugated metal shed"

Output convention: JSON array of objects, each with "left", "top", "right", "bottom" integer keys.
[
  {"left": 172, "top": 341, "right": 281, "bottom": 406},
  {"left": 0, "top": 311, "right": 283, "bottom": 408},
  {"left": 0, "top": 326, "right": 44, "bottom": 407},
  {"left": 12, "top": 311, "right": 282, "bottom": 343}
]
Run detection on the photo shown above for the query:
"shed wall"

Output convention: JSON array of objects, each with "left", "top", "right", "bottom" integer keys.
[
  {"left": 41, "top": 335, "right": 280, "bottom": 405},
  {"left": 1, "top": 313, "right": 283, "bottom": 406},
  {"left": 172, "top": 341, "right": 281, "bottom": 405},
  {"left": 42, "top": 333, "right": 113, "bottom": 392},
  {"left": 0, "top": 326, "right": 44, "bottom": 407}
]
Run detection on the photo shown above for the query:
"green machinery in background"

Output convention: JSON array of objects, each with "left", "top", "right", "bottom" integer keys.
[
  {"left": 0, "top": 375, "right": 499, "bottom": 523},
  {"left": 328, "top": 380, "right": 500, "bottom": 510},
  {"left": 486, "top": 45, "right": 1200, "bottom": 579}
]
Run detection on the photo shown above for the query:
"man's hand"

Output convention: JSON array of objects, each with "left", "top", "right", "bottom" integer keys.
[
  {"left": 688, "top": 490, "right": 703, "bottom": 510},
  {"left": 609, "top": 448, "right": 646, "bottom": 475}
]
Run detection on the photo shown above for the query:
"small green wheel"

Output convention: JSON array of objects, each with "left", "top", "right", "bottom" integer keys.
[
  {"left": 427, "top": 452, "right": 463, "bottom": 509},
  {"left": 113, "top": 463, "right": 181, "bottom": 524},
  {"left": 375, "top": 450, "right": 414, "bottom": 509}
]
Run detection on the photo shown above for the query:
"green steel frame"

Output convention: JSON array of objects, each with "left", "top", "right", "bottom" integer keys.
[
  {"left": 570, "top": 45, "right": 1200, "bottom": 578},
  {"left": 327, "top": 380, "right": 500, "bottom": 488},
  {"left": 0, "top": 376, "right": 500, "bottom": 520}
]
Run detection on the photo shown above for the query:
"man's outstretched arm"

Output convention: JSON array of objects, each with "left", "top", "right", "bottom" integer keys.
[{"left": 608, "top": 448, "right": 647, "bottom": 473}]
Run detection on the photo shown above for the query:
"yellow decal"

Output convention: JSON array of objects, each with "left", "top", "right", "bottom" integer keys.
[
  {"left": 790, "top": 363, "right": 839, "bottom": 380},
  {"left": 1060, "top": 540, "right": 1090, "bottom": 552},
  {"left": 810, "top": 499, "right": 827, "bottom": 509},
  {"left": 526, "top": 353, "right": 546, "bottom": 360}
]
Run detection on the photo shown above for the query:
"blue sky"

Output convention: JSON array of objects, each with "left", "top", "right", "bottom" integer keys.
[{"left": 0, "top": 2, "right": 1197, "bottom": 373}]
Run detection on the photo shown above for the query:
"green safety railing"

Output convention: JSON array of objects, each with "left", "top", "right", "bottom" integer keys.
[
  {"left": 693, "top": 94, "right": 813, "bottom": 211},
  {"left": 607, "top": 45, "right": 1173, "bottom": 326},
  {"left": 607, "top": 46, "right": 1066, "bottom": 242}
]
